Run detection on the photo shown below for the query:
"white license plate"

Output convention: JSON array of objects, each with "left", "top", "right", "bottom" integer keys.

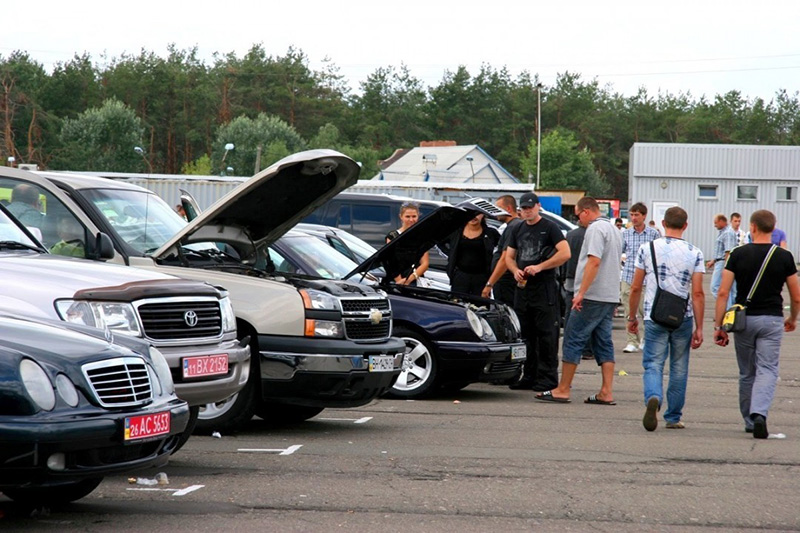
[
  {"left": 511, "top": 345, "right": 527, "bottom": 360},
  {"left": 183, "top": 354, "right": 229, "bottom": 378},
  {"left": 124, "top": 411, "right": 171, "bottom": 441},
  {"left": 368, "top": 355, "right": 394, "bottom": 372}
]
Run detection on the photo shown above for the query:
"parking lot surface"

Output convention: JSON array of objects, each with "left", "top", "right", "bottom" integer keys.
[{"left": 3, "top": 281, "right": 800, "bottom": 532}]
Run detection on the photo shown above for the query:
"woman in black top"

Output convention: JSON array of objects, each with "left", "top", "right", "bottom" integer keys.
[
  {"left": 445, "top": 213, "right": 499, "bottom": 296},
  {"left": 385, "top": 202, "right": 429, "bottom": 286}
]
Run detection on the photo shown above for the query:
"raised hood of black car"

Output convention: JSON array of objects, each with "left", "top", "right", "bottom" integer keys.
[
  {"left": 346, "top": 205, "right": 476, "bottom": 282},
  {"left": 153, "top": 150, "right": 360, "bottom": 259}
]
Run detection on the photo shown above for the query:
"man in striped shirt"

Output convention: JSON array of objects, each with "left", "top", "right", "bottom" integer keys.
[{"left": 620, "top": 202, "right": 660, "bottom": 353}]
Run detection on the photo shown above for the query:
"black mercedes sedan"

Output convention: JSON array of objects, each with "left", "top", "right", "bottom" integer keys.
[
  {"left": 269, "top": 200, "right": 526, "bottom": 399},
  {"left": 0, "top": 315, "right": 190, "bottom": 504}
]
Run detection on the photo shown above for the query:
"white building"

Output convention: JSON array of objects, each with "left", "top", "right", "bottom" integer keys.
[{"left": 629, "top": 143, "right": 800, "bottom": 259}]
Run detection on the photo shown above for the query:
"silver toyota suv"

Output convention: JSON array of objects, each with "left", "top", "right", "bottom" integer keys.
[{"left": 0, "top": 181, "right": 250, "bottom": 446}]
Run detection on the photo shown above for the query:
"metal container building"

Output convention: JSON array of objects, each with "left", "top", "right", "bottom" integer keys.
[{"left": 629, "top": 143, "right": 800, "bottom": 260}]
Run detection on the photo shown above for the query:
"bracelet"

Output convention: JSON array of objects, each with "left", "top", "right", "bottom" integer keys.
[
  {"left": 485, "top": 282, "right": 493, "bottom": 288},
  {"left": 714, "top": 326, "right": 722, "bottom": 331},
  {"left": 627, "top": 317, "right": 637, "bottom": 322}
]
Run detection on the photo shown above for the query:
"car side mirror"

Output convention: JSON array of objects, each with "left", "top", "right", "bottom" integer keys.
[{"left": 86, "top": 232, "right": 115, "bottom": 261}]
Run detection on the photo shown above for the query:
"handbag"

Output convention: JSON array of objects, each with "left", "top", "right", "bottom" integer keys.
[
  {"left": 721, "top": 245, "right": 777, "bottom": 333},
  {"left": 649, "top": 241, "right": 689, "bottom": 330}
]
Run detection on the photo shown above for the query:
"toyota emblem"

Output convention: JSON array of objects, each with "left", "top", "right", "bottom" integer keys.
[{"left": 184, "top": 310, "right": 199, "bottom": 327}]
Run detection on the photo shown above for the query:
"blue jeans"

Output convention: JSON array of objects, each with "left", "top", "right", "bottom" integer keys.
[
  {"left": 710, "top": 261, "right": 736, "bottom": 307},
  {"left": 642, "top": 317, "right": 693, "bottom": 424},
  {"left": 562, "top": 300, "right": 616, "bottom": 365},
  {"left": 733, "top": 314, "right": 784, "bottom": 429}
]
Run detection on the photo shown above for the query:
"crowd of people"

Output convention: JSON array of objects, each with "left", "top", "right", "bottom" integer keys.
[{"left": 409, "top": 192, "right": 799, "bottom": 440}]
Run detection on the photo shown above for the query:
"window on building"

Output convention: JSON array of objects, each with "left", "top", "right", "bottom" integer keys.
[
  {"left": 776, "top": 186, "right": 797, "bottom": 202},
  {"left": 736, "top": 185, "right": 758, "bottom": 201},
  {"left": 698, "top": 185, "right": 718, "bottom": 199}
]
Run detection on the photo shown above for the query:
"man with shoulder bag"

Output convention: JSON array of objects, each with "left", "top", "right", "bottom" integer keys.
[
  {"left": 713, "top": 209, "right": 800, "bottom": 439},
  {"left": 628, "top": 207, "right": 705, "bottom": 431}
]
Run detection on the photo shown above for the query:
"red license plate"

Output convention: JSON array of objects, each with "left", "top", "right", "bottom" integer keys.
[
  {"left": 124, "top": 411, "right": 171, "bottom": 441},
  {"left": 182, "top": 354, "right": 229, "bottom": 378}
]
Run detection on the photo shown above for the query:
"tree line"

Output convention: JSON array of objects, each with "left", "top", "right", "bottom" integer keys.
[{"left": 2, "top": 44, "right": 798, "bottom": 199}]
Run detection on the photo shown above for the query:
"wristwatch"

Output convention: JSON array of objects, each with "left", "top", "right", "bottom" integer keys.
[
  {"left": 714, "top": 326, "right": 722, "bottom": 331},
  {"left": 485, "top": 282, "right": 493, "bottom": 288},
  {"left": 627, "top": 316, "right": 637, "bottom": 322}
]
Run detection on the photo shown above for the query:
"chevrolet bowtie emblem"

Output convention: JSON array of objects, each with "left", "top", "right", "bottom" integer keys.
[{"left": 369, "top": 308, "right": 383, "bottom": 325}]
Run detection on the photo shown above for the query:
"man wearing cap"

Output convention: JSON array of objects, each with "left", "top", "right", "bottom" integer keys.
[{"left": 505, "top": 192, "right": 570, "bottom": 391}]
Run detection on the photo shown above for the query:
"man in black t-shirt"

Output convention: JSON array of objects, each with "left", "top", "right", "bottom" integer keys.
[
  {"left": 505, "top": 192, "right": 570, "bottom": 391},
  {"left": 713, "top": 209, "right": 800, "bottom": 439}
]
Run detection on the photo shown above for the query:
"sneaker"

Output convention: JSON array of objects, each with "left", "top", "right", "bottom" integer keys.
[
  {"left": 623, "top": 343, "right": 639, "bottom": 353},
  {"left": 751, "top": 414, "right": 768, "bottom": 439},
  {"left": 665, "top": 421, "right": 685, "bottom": 429},
  {"left": 639, "top": 340, "right": 646, "bottom": 351},
  {"left": 643, "top": 397, "right": 659, "bottom": 431}
]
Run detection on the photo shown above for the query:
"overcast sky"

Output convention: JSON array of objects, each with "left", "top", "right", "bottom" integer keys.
[{"left": 5, "top": 0, "right": 799, "bottom": 102}]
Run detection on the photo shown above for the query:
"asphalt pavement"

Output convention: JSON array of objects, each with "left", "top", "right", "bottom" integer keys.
[{"left": 3, "top": 275, "right": 800, "bottom": 531}]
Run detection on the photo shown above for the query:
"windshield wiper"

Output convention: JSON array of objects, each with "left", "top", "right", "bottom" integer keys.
[{"left": 0, "top": 241, "right": 46, "bottom": 252}]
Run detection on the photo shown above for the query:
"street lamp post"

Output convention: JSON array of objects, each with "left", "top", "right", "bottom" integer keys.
[
  {"left": 221, "top": 143, "right": 235, "bottom": 176},
  {"left": 535, "top": 83, "right": 543, "bottom": 191},
  {"left": 466, "top": 155, "right": 475, "bottom": 182},
  {"left": 133, "top": 146, "right": 152, "bottom": 175}
]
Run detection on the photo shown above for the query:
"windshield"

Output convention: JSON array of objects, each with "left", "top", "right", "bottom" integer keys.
[
  {"left": 335, "top": 229, "right": 377, "bottom": 263},
  {"left": 276, "top": 234, "right": 360, "bottom": 279},
  {"left": 80, "top": 188, "right": 188, "bottom": 254}
]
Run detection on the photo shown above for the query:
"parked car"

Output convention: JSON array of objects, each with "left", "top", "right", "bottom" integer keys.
[
  {"left": 22, "top": 151, "right": 404, "bottom": 432},
  {"left": 269, "top": 200, "right": 526, "bottom": 398},
  {"left": 293, "top": 222, "right": 451, "bottom": 290},
  {"left": 0, "top": 315, "right": 189, "bottom": 504},
  {"left": 0, "top": 196, "right": 249, "bottom": 449}
]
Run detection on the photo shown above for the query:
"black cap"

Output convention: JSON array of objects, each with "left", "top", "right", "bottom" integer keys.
[{"left": 519, "top": 192, "right": 540, "bottom": 207}]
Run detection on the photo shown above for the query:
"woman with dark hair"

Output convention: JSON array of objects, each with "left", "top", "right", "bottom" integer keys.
[
  {"left": 385, "top": 202, "right": 429, "bottom": 286},
  {"left": 445, "top": 212, "right": 500, "bottom": 296}
]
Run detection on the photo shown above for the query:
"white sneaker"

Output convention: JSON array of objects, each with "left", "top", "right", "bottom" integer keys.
[
  {"left": 640, "top": 340, "right": 646, "bottom": 351},
  {"left": 623, "top": 343, "right": 639, "bottom": 353}
]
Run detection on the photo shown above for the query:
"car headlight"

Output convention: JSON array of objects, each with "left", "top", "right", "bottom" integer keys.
[
  {"left": 220, "top": 296, "right": 236, "bottom": 333},
  {"left": 466, "top": 309, "right": 484, "bottom": 338},
  {"left": 299, "top": 289, "right": 340, "bottom": 311},
  {"left": 55, "top": 300, "right": 141, "bottom": 337},
  {"left": 304, "top": 319, "right": 344, "bottom": 338},
  {"left": 507, "top": 306, "right": 521, "bottom": 336},
  {"left": 20, "top": 359, "right": 56, "bottom": 411},
  {"left": 149, "top": 347, "right": 174, "bottom": 396},
  {"left": 55, "top": 374, "right": 79, "bottom": 407},
  {"left": 479, "top": 317, "right": 497, "bottom": 342}
]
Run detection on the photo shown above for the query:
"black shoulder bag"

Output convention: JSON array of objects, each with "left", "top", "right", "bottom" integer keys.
[
  {"left": 649, "top": 241, "right": 690, "bottom": 330},
  {"left": 722, "top": 245, "right": 777, "bottom": 333}
]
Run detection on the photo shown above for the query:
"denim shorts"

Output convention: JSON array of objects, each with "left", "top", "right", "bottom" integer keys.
[{"left": 562, "top": 300, "right": 616, "bottom": 365}]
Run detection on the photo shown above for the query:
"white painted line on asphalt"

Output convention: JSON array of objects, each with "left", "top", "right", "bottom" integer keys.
[
  {"left": 173, "top": 485, "right": 205, "bottom": 496},
  {"left": 317, "top": 416, "right": 373, "bottom": 424},
  {"left": 237, "top": 444, "right": 303, "bottom": 455},
  {"left": 126, "top": 485, "right": 205, "bottom": 496}
]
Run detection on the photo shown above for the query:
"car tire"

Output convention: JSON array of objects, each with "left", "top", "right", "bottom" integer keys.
[
  {"left": 254, "top": 403, "right": 324, "bottom": 424},
  {"left": 2, "top": 477, "right": 103, "bottom": 505},
  {"left": 385, "top": 327, "right": 439, "bottom": 399},
  {"left": 172, "top": 405, "right": 199, "bottom": 453},
  {"left": 194, "top": 330, "right": 258, "bottom": 435}
]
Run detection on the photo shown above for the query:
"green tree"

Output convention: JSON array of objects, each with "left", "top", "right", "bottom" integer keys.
[
  {"left": 182, "top": 154, "right": 212, "bottom": 175},
  {"left": 214, "top": 113, "right": 306, "bottom": 175},
  {"left": 53, "top": 98, "right": 145, "bottom": 171},
  {"left": 521, "top": 128, "right": 608, "bottom": 196}
]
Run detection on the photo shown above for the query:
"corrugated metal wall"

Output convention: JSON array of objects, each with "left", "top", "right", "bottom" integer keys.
[{"left": 630, "top": 144, "right": 800, "bottom": 260}]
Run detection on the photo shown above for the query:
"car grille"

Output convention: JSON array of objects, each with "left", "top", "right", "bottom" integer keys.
[
  {"left": 341, "top": 298, "right": 392, "bottom": 341},
  {"left": 486, "top": 360, "right": 524, "bottom": 375},
  {"left": 138, "top": 299, "right": 222, "bottom": 341},
  {"left": 82, "top": 357, "right": 152, "bottom": 407},
  {"left": 481, "top": 308, "right": 519, "bottom": 343}
]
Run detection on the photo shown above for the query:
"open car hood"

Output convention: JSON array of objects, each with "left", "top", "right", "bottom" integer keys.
[
  {"left": 153, "top": 149, "right": 360, "bottom": 259},
  {"left": 346, "top": 198, "right": 507, "bottom": 281}
]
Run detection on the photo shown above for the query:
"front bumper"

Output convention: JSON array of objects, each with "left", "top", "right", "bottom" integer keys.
[
  {"left": 433, "top": 340, "right": 526, "bottom": 384},
  {"left": 257, "top": 335, "right": 406, "bottom": 408},
  {"left": 160, "top": 336, "right": 251, "bottom": 406},
  {"left": 0, "top": 399, "right": 189, "bottom": 488}
]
